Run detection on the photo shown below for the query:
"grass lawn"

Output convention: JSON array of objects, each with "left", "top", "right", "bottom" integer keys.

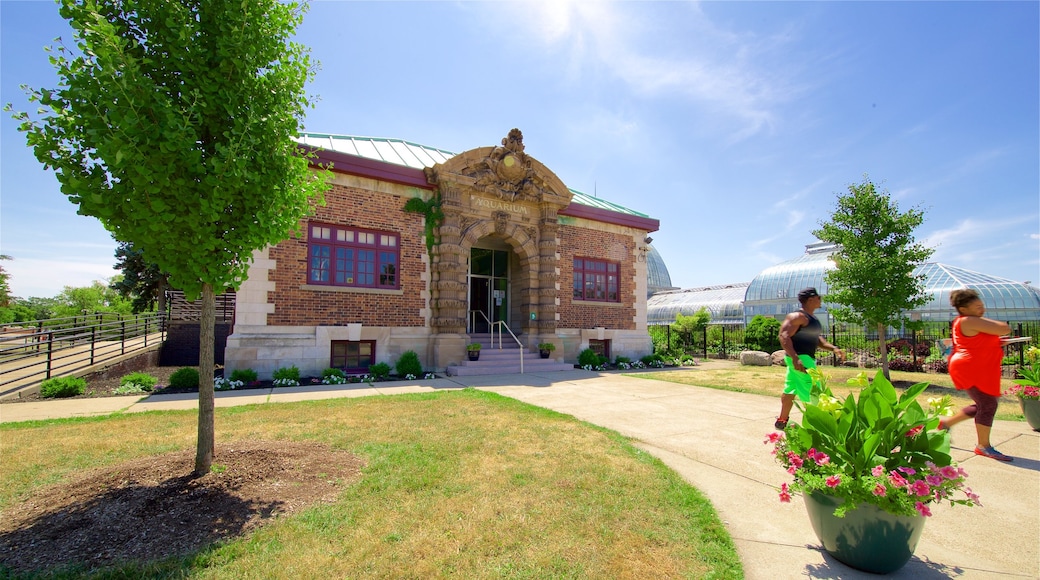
[
  {"left": 0, "top": 389, "right": 743, "bottom": 579},
  {"left": 629, "top": 362, "right": 1026, "bottom": 422}
]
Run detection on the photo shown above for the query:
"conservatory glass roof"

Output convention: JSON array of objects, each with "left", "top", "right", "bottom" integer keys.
[
  {"left": 295, "top": 133, "right": 649, "bottom": 218},
  {"left": 743, "top": 242, "right": 1040, "bottom": 322},
  {"left": 647, "top": 283, "right": 749, "bottom": 325}
]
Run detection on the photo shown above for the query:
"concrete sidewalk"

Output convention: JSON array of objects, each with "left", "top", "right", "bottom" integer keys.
[{"left": 2, "top": 369, "right": 1037, "bottom": 579}]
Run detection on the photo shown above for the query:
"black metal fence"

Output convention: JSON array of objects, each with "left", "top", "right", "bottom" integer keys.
[
  {"left": 0, "top": 312, "right": 167, "bottom": 397},
  {"left": 649, "top": 321, "right": 1039, "bottom": 376}
]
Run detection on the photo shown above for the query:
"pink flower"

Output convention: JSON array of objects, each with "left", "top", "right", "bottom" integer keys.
[
  {"left": 965, "top": 488, "right": 981, "bottom": 505},
  {"left": 889, "top": 472, "right": 908, "bottom": 487},
  {"left": 779, "top": 482, "right": 792, "bottom": 503},
  {"left": 897, "top": 466, "right": 917, "bottom": 476},
  {"left": 910, "top": 480, "right": 931, "bottom": 497},
  {"left": 872, "top": 484, "right": 887, "bottom": 496},
  {"left": 814, "top": 452, "right": 830, "bottom": 466},
  {"left": 786, "top": 452, "right": 804, "bottom": 469},
  {"left": 764, "top": 432, "right": 783, "bottom": 444},
  {"left": 826, "top": 475, "right": 841, "bottom": 488},
  {"left": 939, "top": 466, "right": 960, "bottom": 480},
  {"left": 914, "top": 502, "right": 932, "bottom": 517},
  {"left": 871, "top": 465, "right": 886, "bottom": 477},
  {"left": 905, "top": 425, "right": 924, "bottom": 438},
  {"left": 926, "top": 474, "right": 943, "bottom": 486},
  {"left": 787, "top": 466, "right": 797, "bottom": 475}
]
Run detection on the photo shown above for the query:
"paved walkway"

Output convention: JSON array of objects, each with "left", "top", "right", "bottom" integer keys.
[{"left": 2, "top": 367, "right": 1037, "bottom": 579}]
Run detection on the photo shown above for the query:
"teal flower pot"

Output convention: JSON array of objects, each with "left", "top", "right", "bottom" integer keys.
[
  {"left": 804, "top": 491, "right": 926, "bottom": 574},
  {"left": 1020, "top": 398, "right": 1040, "bottom": 432}
]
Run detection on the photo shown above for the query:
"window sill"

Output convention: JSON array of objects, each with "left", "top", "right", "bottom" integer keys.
[{"left": 301, "top": 284, "right": 404, "bottom": 296}]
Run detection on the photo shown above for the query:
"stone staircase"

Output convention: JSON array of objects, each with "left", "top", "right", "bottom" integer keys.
[{"left": 445, "top": 334, "right": 574, "bottom": 376}]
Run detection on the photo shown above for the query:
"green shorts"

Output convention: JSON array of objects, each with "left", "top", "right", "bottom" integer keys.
[{"left": 783, "top": 354, "right": 818, "bottom": 402}]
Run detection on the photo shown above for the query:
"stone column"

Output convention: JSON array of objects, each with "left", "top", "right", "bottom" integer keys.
[{"left": 536, "top": 203, "right": 559, "bottom": 337}]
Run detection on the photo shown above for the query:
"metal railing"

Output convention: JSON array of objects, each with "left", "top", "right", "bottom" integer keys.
[
  {"left": 0, "top": 312, "right": 167, "bottom": 397},
  {"left": 469, "top": 310, "right": 524, "bottom": 373},
  {"left": 649, "top": 321, "right": 1038, "bottom": 377}
]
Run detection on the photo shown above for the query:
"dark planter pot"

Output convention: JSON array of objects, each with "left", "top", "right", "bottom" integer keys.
[
  {"left": 1019, "top": 398, "right": 1040, "bottom": 431},
  {"left": 539, "top": 350, "right": 552, "bottom": 359},
  {"left": 804, "top": 491, "right": 926, "bottom": 574},
  {"left": 467, "top": 351, "right": 480, "bottom": 361}
]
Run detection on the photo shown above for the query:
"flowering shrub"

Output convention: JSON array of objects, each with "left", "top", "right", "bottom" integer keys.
[
  {"left": 1009, "top": 347, "right": 1039, "bottom": 400},
  {"left": 214, "top": 378, "right": 243, "bottom": 391},
  {"left": 423, "top": 372, "right": 436, "bottom": 379},
  {"left": 768, "top": 369, "right": 980, "bottom": 518},
  {"left": 272, "top": 378, "right": 299, "bottom": 387},
  {"left": 322, "top": 374, "right": 348, "bottom": 385}
]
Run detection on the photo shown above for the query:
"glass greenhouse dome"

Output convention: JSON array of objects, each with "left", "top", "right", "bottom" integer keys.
[
  {"left": 743, "top": 242, "right": 1040, "bottom": 325},
  {"left": 647, "top": 283, "right": 748, "bottom": 324},
  {"left": 646, "top": 245, "right": 678, "bottom": 298}
]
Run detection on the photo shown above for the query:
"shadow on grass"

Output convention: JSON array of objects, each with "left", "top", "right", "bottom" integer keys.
[{"left": 0, "top": 473, "right": 282, "bottom": 576}]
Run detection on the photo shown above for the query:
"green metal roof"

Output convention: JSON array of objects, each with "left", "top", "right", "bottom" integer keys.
[{"left": 296, "top": 132, "right": 648, "bottom": 218}]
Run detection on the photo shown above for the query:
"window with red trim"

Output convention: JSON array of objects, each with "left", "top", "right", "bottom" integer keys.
[
  {"left": 308, "top": 223, "right": 399, "bottom": 289},
  {"left": 573, "top": 258, "right": 620, "bottom": 302}
]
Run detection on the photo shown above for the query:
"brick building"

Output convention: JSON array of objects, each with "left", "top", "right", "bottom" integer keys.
[{"left": 224, "top": 129, "right": 660, "bottom": 377}]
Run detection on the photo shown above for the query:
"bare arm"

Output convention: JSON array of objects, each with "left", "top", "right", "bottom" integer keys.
[
  {"left": 959, "top": 316, "right": 1010, "bottom": 337},
  {"left": 779, "top": 312, "right": 808, "bottom": 371},
  {"left": 817, "top": 336, "right": 846, "bottom": 362}
]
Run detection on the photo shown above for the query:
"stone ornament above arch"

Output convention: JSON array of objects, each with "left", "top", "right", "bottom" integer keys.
[{"left": 424, "top": 128, "right": 572, "bottom": 207}]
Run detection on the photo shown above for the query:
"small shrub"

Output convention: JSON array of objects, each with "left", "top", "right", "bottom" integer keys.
[
  {"left": 168, "top": 367, "right": 200, "bottom": 389},
  {"left": 888, "top": 358, "right": 924, "bottom": 373},
  {"left": 929, "top": 359, "right": 949, "bottom": 374},
  {"left": 229, "top": 368, "right": 258, "bottom": 383},
  {"left": 369, "top": 362, "right": 391, "bottom": 381},
  {"left": 40, "top": 376, "right": 86, "bottom": 399},
  {"left": 578, "top": 348, "right": 600, "bottom": 368},
  {"left": 395, "top": 350, "right": 423, "bottom": 377},
  {"left": 614, "top": 356, "right": 632, "bottom": 366},
  {"left": 886, "top": 338, "right": 931, "bottom": 358},
  {"left": 119, "top": 371, "right": 157, "bottom": 392},
  {"left": 114, "top": 383, "right": 148, "bottom": 395},
  {"left": 272, "top": 365, "right": 300, "bottom": 382},
  {"left": 322, "top": 368, "right": 346, "bottom": 379}
]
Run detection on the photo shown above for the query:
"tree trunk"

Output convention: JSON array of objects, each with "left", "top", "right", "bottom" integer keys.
[
  {"left": 878, "top": 321, "right": 890, "bottom": 381},
  {"left": 194, "top": 282, "right": 216, "bottom": 475}
]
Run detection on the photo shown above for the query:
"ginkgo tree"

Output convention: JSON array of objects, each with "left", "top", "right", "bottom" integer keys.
[
  {"left": 9, "top": 0, "right": 329, "bottom": 474},
  {"left": 813, "top": 176, "right": 934, "bottom": 380}
]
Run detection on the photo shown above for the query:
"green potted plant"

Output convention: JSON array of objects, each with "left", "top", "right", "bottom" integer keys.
[
  {"left": 466, "top": 342, "right": 481, "bottom": 361},
  {"left": 537, "top": 342, "right": 556, "bottom": 359},
  {"left": 768, "top": 369, "right": 980, "bottom": 574},
  {"left": 1007, "top": 346, "right": 1040, "bottom": 431}
]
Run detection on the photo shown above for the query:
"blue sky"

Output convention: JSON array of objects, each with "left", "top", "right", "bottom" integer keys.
[{"left": 2, "top": 1, "right": 1038, "bottom": 299}]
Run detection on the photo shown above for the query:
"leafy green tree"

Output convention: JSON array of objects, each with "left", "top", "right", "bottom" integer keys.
[
  {"left": 52, "top": 280, "right": 134, "bottom": 318},
  {"left": 745, "top": 315, "right": 782, "bottom": 353},
  {"left": 0, "top": 255, "right": 11, "bottom": 308},
  {"left": 812, "top": 177, "right": 934, "bottom": 379},
  {"left": 111, "top": 240, "right": 167, "bottom": 314},
  {"left": 10, "top": 0, "right": 329, "bottom": 474},
  {"left": 671, "top": 307, "right": 711, "bottom": 353},
  {"left": 0, "top": 296, "right": 59, "bottom": 323}
]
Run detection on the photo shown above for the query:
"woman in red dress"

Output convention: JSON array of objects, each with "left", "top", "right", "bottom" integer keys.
[{"left": 941, "top": 289, "right": 1013, "bottom": 461}]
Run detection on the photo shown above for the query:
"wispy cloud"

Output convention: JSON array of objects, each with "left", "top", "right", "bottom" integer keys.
[
  {"left": 7, "top": 257, "right": 118, "bottom": 299},
  {"left": 488, "top": 1, "right": 805, "bottom": 141}
]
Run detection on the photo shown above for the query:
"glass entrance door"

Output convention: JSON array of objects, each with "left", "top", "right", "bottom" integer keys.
[{"left": 469, "top": 248, "right": 509, "bottom": 333}]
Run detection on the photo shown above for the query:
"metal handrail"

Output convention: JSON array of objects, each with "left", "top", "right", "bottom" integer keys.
[
  {"left": 468, "top": 310, "right": 524, "bottom": 374},
  {"left": 0, "top": 312, "right": 167, "bottom": 398}
]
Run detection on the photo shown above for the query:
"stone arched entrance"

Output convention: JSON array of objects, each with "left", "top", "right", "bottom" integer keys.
[{"left": 424, "top": 129, "right": 572, "bottom": 367}]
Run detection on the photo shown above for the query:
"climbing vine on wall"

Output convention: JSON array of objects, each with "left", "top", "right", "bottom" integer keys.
[{"left": 403, "top": 194, "right": 443, "bottom": 253}]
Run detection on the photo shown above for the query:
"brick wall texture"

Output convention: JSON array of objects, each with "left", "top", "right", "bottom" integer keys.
[
  {"left": 557, "top": 224, "right": 637, "bottom": 330},
  {"left": 266, "top": 184, "right": 427, "bottom": 327}
]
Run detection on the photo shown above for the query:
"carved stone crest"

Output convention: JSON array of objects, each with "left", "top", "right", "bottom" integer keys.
[{"left": 474, "top": 128, "right": 542, "bottom": 202}]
